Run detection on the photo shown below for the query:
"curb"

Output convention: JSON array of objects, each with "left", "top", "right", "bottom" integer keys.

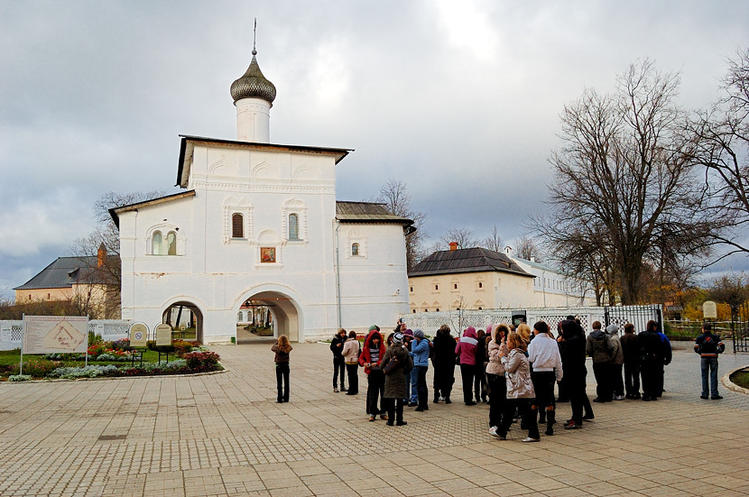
[{"left": 721, "top": 365, "right": 749, "bottom": 395}]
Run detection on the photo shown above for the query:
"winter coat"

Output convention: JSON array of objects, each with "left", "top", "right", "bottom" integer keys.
[
  {"left": 342, "top": 337, "right": 360, "bottom": 364},
  {"left": 620, "top": 333, "right": 639, "bottom": 363},
  {"left": 559, "top": 319, "right": 586, "bottom": 379},
  {"left": 586, "top": 329, "right": 613, "bottom": 364},
  {"left": 432, "top": 331, "right": 456, "bottom": 367},
  {"left": 330, "top": 334, "right": 346, "bottom": 359},
  {"left": 607, "top": 333, "right": 624, "bottom": 365},
  {"left": 694, "top": 332, "right": 725, "bottom": 357},
  {"left": 455, "top": 327, "right": 478, "bottom": 366},
  {"left": 411, "top": 338, "right": 430, "bottom": 367},
  {"left": 501, "top": 348, "right": 535, "bottom": 399},
  {"left": 271, "top": 344, "right": 292, "bottom": 363},
  {"left": 485, "top": 339, "right": 506, "bottom": 376},
  {"left": 358, "top": 330, "right": 386, "bottom": 374},
  {"left": 382, "top": 344, "right": 413, "bottom": 399},
  {"left": 638, "top": 330, "right": 666, "bottom": 364},
  {"left": 658, "top": 332, "right": 673, "bottom": 365},
  {"left": 528, "top": 333, "right": 563, "bottom": 382},
  {"left": 475, "top": 334, "right": 487, "bottom": 366}
]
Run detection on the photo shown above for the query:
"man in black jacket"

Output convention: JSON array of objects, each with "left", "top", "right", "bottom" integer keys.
[
  {"left": 694, "top": 323, "right": 725, "bottom": 400},
  {"left": 560, "top": 316, "right": 592, "bottom": 429},
  {"left": 638, "top": 320, "right": 666, "bottom": 401},
  {"left": 330, "top": 328, "right": 347, "bottom": 392}
]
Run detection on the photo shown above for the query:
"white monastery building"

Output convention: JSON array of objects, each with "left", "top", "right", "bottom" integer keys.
[{"left": 110, "top": 42, "right": 413, "bottom": 343}]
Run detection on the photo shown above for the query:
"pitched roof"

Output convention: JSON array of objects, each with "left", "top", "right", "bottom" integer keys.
[
  {"left": 109, "top": 190, "right": 196, "bottom": 228},
  {"left": 336, "top": 201, "right": 414, "bottom": 227},
  {"left": 408, "top": 247, "right": 535, "bottom": 278},
  {"left": 14, "top": 256, "right": 119, "bottom": 290}
]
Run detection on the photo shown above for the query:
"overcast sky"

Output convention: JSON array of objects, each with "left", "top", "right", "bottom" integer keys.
[{"left": 1, "top": 0, "right": 748, "bottom": 298}]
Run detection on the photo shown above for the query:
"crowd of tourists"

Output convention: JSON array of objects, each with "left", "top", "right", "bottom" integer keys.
[{"left": 271, "top": 315, "right": 724, "bottom": 441}]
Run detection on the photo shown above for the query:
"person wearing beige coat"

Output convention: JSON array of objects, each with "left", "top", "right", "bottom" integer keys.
[
  {"left": 486, "top": 324, "right": 508, "bottom": 439},
  {"left": 342, "top": 331, "right": 361, "bottom": 395}
]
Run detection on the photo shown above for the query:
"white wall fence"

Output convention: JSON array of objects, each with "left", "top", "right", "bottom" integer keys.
[
  {"left": 401, "top": 305, "right": 663, "bottom": 336},
  {"left": 0, "top": 319, "right": 131, "bottom": 351}
]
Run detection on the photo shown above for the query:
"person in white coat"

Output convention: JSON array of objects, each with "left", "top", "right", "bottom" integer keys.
[{"left": 528, "top": 321, "right": 563, "bottom": 436}]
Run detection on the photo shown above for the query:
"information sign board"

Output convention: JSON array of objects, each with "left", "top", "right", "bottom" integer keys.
[
  {"left": 155, "top": 323, "right": 173, "bottom": 347},
  {"left": 703, "top": 301, "right": 718, "bottom": 319},
  {"left": 23, "top": 315, "right": 88, "bottom": 354},
  {"left": 129, "top": 323, "right": 148, "bottom": 348}
]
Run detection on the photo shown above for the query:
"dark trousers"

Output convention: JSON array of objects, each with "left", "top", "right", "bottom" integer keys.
[
  {"left": 487, "top": 373, "right": 506, "bottom": 428},
  {"left": 275, "top": 363, "right": 289, "bottom": 402},
  {"left": 366, "top": 369, "right": 384, "bottom": 414},
  {"left": 474, "top": 364, "right": 487, "bottom": 401},
  {"left": 346, "top": 363, "right": 359, "bottom": 394},
  {"left": 593, "top": 362, "right": 612, "bottom": 401},
  {"left": 415, "top": 366, "right": 428, "bottom": 409},
  {"left": 656, "top": 363, "right": 665, "bottom": 397},
  {"left": 611, "top": 363, "right": 624, "bottom": 397},
  {"left": 566, "top": 371, "right": 590, "bottom": 424},
  {"left": 701, "top": 357, "right": 719, "bottom": 397},
  {"left": 624, "top": 361, "right": 640, "bottom": 397},
  {"left": 333, "top": 357, "right": 346, "bottom": 389},
  {"left": 501, "top": 398, "right": 539, "bottom": 439},
  {"left": 460, "top": 364, "right": 475, "bottom": 404},
  {"left": 384, "top": 397, "right": 404, "bottom": 424},
  {"left": 434, "top": 364, "right": 454, "bottom": 399},
  {"left": 641, "top": 360, "right": 660, "bottom": 399},
  {"left": 531, "top": 371, "right": 556, "bottom": 417}
]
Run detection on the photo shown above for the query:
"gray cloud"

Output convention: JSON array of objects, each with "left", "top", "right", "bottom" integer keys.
[{"left": 1, "top": 0, "right": 748, "bottom": 297}]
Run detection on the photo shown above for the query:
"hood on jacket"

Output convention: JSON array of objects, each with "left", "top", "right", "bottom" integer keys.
[
  {"left": 363, "top": 330, "right": 383, "bottom": 349},
  {"left": 463, "top": 326, "right": 477, "bottom": 339},
  {"left": 590, "top": 329, "right": 606, "bottom": 339}
]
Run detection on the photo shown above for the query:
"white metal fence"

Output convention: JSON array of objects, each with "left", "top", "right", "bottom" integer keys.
[
  {"left": 401, "top": 305, "right": 662, "bottom": 336},
  {"left": 0, "top": 319, "right": 131, "bottom": 350}
]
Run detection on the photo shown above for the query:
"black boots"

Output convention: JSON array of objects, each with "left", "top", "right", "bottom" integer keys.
[{"left": 545, "top": 410, "right": 556, "bottom": 436}]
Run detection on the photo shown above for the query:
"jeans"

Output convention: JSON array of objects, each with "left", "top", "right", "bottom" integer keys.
[
  {"left": 701, "top": 357, "right": 719, "bottom": 397},
  {"left": 624, "top": 361, "right": 640, "bottom": 397},
  {"left": 460, "top": 364, "right": 475, "bottom": 404},
  {"left": 415, "top": 365, "right": 428, "bottom": 409},
  {"left": 346, "top": 363, "right": 359, "bottom": 394},
  {"left": 366, "top": 369, "right": 384, "bottom": 415},
  {"left": 408, "top": 367, "right": 418, "bottom": 403},
  {"left": 487, "top": 373, "right": 506, "bottom": 428},
  {"left": 275, "top": 363, "right": 289, "bottom": 402},
  {"left": 333, "top": 357, "right": 346, "bottom": 389}
]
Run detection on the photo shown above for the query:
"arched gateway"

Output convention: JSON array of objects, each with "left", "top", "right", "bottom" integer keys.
[
  {"left": 235, "top": 290, "right": 301, "bottom": 343},
  {"left": 162, "top": 301, "right": 204, "bottom": 343}
]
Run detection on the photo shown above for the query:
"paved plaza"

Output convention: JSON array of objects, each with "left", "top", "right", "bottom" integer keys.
[{"left": 0, "top": 342, "right": 748, "bottom": 497}]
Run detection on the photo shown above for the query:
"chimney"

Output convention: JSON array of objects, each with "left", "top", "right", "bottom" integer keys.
[
  {"left": 449, "top": 242, "right": 458, "bottom": 251},
  {"left": 97, "top": 243, "right": 106, "bottom": 268}
]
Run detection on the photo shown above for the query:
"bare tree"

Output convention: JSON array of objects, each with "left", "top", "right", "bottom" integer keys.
[
  {"left": 537, "top": 60, "right": 722, "bottom": 304},
  {"left": 72, "top": 190, "right": 165, "bottom": 318},
  {"left": 377, "top": 180, "right": 426, "bottom": 271},
  {"left": 689, "top": 48, "right": 749, "bottom": 261},
  {"left": 515, "top": 235, "right": 543, "bottom": 262},
  {"left": 708, "top": 273, "right": 748, "bottom": 319},
  {"left": 480, "top": 225, "right": 503, "bottom": 252},
  {"left": 440, "top": 227, "right": 477, "bottom": 249}
]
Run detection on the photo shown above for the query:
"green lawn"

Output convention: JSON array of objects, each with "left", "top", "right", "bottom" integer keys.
[{"left": 0, "top": 348, "right": 171, "bottom": 368}]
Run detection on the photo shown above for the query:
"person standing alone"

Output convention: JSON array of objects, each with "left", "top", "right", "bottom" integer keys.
[
  {"left": 271, "top": 335, "right": 292, "bottom": 403},
  {"left": 330, "top": 328, "right": 347, "bottom": 392},
  {"left": 694, "top": 323, "right": 725, "bottom": 400}
]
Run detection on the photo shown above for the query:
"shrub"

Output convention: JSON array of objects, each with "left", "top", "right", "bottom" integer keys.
[
  {"left": 9, "top": 374, "right": 31, "bottom": 382},
  {"left": 44, "top": 353, "right": 85, "bottom": 361},
  {"left": 88, "top": 331, "right": 102, "bottom": 345},
  {"left": 23, "top": 359, "right": 60, "bottom": 378},
  {"left": 111, "top": 338, "right": 131, "bottom": 351},
  {"left": 183, "top": 351, "right": 220, "bottom": 371},
  {"left": 172, "top": 340, "right": 195, "bottom": 356},
  {"left": 49, "top": 365, "right": 120, "bottom": 379},
  {"left": 88, "top": 343, "right": 106, "bottom": 357}
]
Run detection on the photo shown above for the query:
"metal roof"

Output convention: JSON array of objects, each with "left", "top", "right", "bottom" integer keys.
[
  {"left": 14, "top": 256, "right": 118, "bottom": 290},
  {"left": 408, "top": 247, "right": 535, "bottom": 278},
  {"left": 335, "top": 201, "right": 414, "bottom": 227}
]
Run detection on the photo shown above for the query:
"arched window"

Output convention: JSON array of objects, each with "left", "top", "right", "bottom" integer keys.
[
  {"left": 232, "top": 213, "right": 244, "bottom": 238},
  {"left": 351, "top": 242, "right": 360, "bottom": 256},
  {"left": 288, "top": 213, "right": 299, "bottom": 240},
  {"left": 167, "top": 231, "right": 177, "bottom": 255},
  {"left": 152, "top": 231, "right": 163, "bottom": 255}
]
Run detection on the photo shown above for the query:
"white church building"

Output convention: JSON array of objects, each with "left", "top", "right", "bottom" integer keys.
[{"left": 110, "top": 42, "right": 413, "bottom": 343}]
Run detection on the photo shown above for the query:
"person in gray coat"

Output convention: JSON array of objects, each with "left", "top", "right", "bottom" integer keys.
[
  {"left": 382, "top": 332, "right": 413, "bottom": 426},
  {"left": 606, "top": 324, "right": 625, "bottom": 400}
]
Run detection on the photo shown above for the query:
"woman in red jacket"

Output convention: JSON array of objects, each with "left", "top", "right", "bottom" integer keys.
[
  {"left": 455, "top": 326, "right": 478, "bottom": 405},
  {"left": 359, "top": 326, "right": 387, "bottom": 421}
]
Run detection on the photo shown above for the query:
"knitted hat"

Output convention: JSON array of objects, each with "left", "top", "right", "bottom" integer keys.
[
  {"left": 368, "top": 324, "right": 380, "bottom": 332},
  {"left": 413, "top": 329, "right": 425, "bottom": 339},
  {"left": 606, "top": 324, "right": 619, "bottom": 335},
  {"left": 403, "top": 328, "right": 414, "bottom": 336},
  {"left": 392, "top": 332, "right": 404, "bottom": 344}
]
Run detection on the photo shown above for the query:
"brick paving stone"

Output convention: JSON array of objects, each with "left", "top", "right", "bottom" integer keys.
[{"left": 0, "top": 343, "right": 747, "bottom": 496}]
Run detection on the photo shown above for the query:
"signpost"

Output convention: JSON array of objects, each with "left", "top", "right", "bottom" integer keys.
[
  {"left": 703, "top": 301, "right": 718, "bottom": 320},
  {"left": 128, "top": 322, "right": 148, "bottom": 367},
  {"left": 21, "top": 315, "right": 89, "bottom": 374},
  {"left": 154, "top": 323, "right": 173, "bottom": 363}
]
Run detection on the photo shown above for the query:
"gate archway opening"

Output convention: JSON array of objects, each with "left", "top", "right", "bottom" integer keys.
[
  {"left": 236, "top": 291, "right": 300, "bottom": 343},
  {"left": 162, "top": 301, "right": 203, "bottom": 344}
]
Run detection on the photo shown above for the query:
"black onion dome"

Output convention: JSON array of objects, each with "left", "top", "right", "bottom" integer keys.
[{"left": 230, "top": 53, "right": 276, "bottom": 104}]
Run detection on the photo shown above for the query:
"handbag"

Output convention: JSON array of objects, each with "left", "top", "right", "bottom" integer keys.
[{"left": 382, "top": 356, "right": 399, "bottom": 375}]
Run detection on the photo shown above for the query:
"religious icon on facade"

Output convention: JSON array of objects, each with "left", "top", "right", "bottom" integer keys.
[{"left": 260, "top": 247, "right": 276, "bottom": 263}]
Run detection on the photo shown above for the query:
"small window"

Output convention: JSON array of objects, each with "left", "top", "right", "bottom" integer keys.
[
  {"left": 152, "top": 231, "right": 163, "bottom": 255},
  {"left": 28, "top": 295, "right": 31, "bottom": 301},
  {"left": 47, "top": 293, "right": 51, "bottom": 300},
  {"left": 453, "top": 283, "right": 458, "bottom": 289},
  {"left": 167, "top": 231, "right": 177, "bottom": 255},
  {"left": 436, "top": 308, "right": 440, "bottom": 312},
  {"left": 412, "top": 309, "right": 416, "bottom": 313},
  {"left": 288, "top": 213, "right": 299, "bottom": 240},
  {"left": 424, "top": 309, "right": 428, "bottom": 312},
  {"left": 351, "top": 242, "right": 360, "bottom": 256},
  {"left": 434, "top": 284, "right": 439, "bottom": 291},
  {"left": 232, "top": 213, "right": 244, "bottom": 238},
  {"left": 478, "top": 306, "right": 483, "bottom": 310},
  {"left": 478, "top": 282, "right": 483, "bottom": 289},
  {"left": 409, "top": 286, "right": 414, "bottom": 293}
]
